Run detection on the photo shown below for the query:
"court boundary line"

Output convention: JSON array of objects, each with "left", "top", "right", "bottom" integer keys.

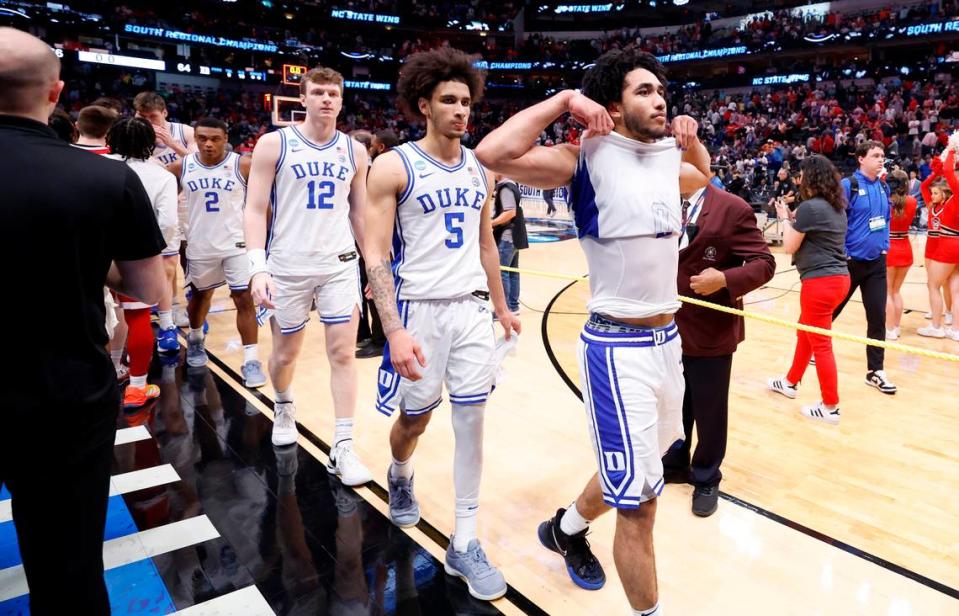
[
  {"left": 538, "top": 279, "right": 959, "bottom": 601},
  {"left": 193, "top": 337, "right": 550, "bottom": 616}
]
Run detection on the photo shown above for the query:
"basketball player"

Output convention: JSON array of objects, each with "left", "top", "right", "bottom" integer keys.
[
  {"left": 244, "top": 67, "right": 373, "bottom": 486},
  {"left": 166, "top": 118, "right": 266, "bottom": 387},
  {"left": 365, "top": 48, "right": 521, "bottom": 601},
  {"left": 134, "top": 91, "right": 197, "bottom": 341},
  {"left": 106, "top": 117, "right": 180, "bottom": 408},
  {"left": 476, "top": 49, "right": 709, "bottom": 615}
]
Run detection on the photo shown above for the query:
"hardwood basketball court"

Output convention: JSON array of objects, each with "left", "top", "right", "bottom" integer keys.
[{"left": 199, "top": 231, "right": 959, "bottom": 614}]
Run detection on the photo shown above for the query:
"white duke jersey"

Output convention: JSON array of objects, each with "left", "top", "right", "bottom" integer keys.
[
  {"left": 392, "top": 142, "right": 489, "bottom": 301},
  {"left": 267, "top": 126, "right": 357, "bottom": 276},
  {"left": 181, "top": 152, "right": 247, "bottom": 260},
  {"left": 569, "top": 132, "right": 684, "bottom": 318},
  {"left": 151, "top": 122, "right": 190, "bottom": 167}
]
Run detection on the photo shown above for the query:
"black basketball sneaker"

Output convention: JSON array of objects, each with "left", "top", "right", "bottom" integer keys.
[{"left": 537, "top": 508, "right": 606, "bottom": 590}]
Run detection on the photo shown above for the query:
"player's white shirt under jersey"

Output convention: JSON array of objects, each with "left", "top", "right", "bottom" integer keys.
[
  {"left": 107, "top": 155, "right": 179, "bottom": 246},
  {"left": 267, "top": 125, "right": 357, "bottom": 276},
  {"left": 391, "top": 141, "right": 489, "bottom": 300},
  {"left": 181, "top": 152, "right": 247, "bottom": 260},
  {"left": 569, "top": 131, "right": 683, "bottom": 318},
  {"left": 150, "top": 121, "right": 190, "bottom": 167}
]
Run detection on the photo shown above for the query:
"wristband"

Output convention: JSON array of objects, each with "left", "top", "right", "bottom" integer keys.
[{"left": 248, "top": 249, "right": 268, "bottom": 276}]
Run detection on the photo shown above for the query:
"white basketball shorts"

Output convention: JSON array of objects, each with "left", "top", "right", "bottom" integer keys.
[
  {"left": 269, "top": 261, "right": 361, "bottom": 335},
  {"left": 187, "top": 253, "right": 250, "bottom": 292},
  {"left": 376, "top": 295, "right": 495, "bottom": 416},
  {"left": 577, "top": 314, "right": 685, "bottom": 509}
]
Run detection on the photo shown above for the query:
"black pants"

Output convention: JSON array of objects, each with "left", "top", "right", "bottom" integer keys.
[
  {"left": 833, "top": 256, "right": 886, "bottom": 372},
  {"left": 662, "top": 354, "right": 732, "bottom": 488},
  {"left": 0, "top": 398, "right": 117, "bottom": 614},
  {"left": 356, "top": 255, "right": 385, "bottom": 346}
]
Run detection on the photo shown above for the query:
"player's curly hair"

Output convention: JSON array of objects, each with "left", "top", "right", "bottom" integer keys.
[
  {"left": 799, "top": 155, "right": 845, "bottom": 212},
  {"left": 107, "top": 117, "right": 156, "bottom": 160},
  {"left": 581, "top": 47, "right": 669, "bottom": 108},
  {"left": 396, "top": 48, "right": 485, "bottom": 120}
]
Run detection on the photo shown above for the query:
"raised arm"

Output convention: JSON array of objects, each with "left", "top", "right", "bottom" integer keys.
[
  {"left": 365, "top": 151, "right": 426, "bottom": 380},
  {"left": 347, "top": 138, "right": 370, "bottom": 256},
  {"left": 942, "top": 149, "right": 959, "bottom": 196},
  {"left": 922, "top": 156, "right": 943, "bottom": 204},
  {"left": 243, "top": 132, "right": 281, "bottom": 307},
  {"left": 673, "top": 115, "right": 710, "bottom": 194},
  {"left": 475, "top": 89, "right": 611, "bottom": 189}
]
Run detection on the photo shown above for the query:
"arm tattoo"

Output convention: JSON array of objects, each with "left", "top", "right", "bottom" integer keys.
[{"left": 368, "top": 258, "right": 403, "bottom": 336}]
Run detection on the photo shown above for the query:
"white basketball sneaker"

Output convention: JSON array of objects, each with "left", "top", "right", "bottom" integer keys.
[
  {"left": 271, "top": 402, "right": 298, "bottom": 446},
  {"left": 327, "top": 441, "right": 373, "bottom": 486}
]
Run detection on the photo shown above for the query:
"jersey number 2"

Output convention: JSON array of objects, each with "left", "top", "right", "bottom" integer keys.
[
  {"left": 204, "top": 191, "right": 219, "bottom": 212},
  {"left": 445, "top": 212, "right": 464, "bottom": 249},
  {"left": 307, "top": 180, "right": 335, "bottom": 209}
]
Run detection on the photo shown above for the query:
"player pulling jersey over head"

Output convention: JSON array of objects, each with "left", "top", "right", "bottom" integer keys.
[
  {"left": 475, "top": 48, "right": 710, "bottom": 614},
  {"left": 244, "top": 66, "right": 373, "bottom": 486},
  {"left": 166, "top": 118, "right": 265, "bottom": 388},
  {"left": 365, "top": 47, "right": 521, "bottom": 603}
]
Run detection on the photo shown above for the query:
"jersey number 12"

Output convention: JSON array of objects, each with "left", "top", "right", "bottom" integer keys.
[{"left": 307, "top": 180, "right": 335, "bottom": 209}]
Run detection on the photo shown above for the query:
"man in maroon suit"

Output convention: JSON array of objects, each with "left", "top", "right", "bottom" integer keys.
[{"left": 662, "top": 181, "right": 776, "bottom": 516}]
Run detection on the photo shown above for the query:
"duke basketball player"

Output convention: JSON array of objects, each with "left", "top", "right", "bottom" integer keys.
[
  {"left": 165, "top": 117, "right": 266, "bottom": 388},
  {"left": 134, "top": 91, "right": 197, "bottom": 345},
  {"left": 365, "top": 48, "right": 521, "bottom": 602},
  {"left": 476, "top": 49, "right": 710, "bottom": 616},
  {"left": 243, "top": 67, "right": 374, "bottom": 487}
]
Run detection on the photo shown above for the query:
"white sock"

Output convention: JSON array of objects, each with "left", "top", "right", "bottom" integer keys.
[
  {"left": 189, "top": 328, "right": 203, "bottom": 342},
  {"left": 391, "top": 456, "right": 413, "bottom": 480},
  {"left": 333, "top": 417, "right": 353, "bottom": 448},
  {"left": 452, "top": 404, "right": 484, "bottom": 553},
  {"left": 823, "top": 403, "right": 839, "bottom": 412},
  {"left": 275, "top": 387, "right": 293, "bottom": 404},
  {"left": 559, "top": 501, "right": 590, "bottom": 536},
  {"left": 634, "top": 603, "right": 661, "bottom": 616},
  {"left": 453, "top": 503, "right": 478, "bottom": 553},
  {"left": 783, "top": 376, "right": 795, "bottom": 387},
  {"left": 129, "top": 374, "right": 147, "bottom": 389},
  {"left": 110, "top": 349, "right": 123, "bottom": 368},
  {"left": 158, "top": 310, "right": 174, "bottom": 330},
  {"left": 243, "top": 344, "right": 258, "bottom": 364}
]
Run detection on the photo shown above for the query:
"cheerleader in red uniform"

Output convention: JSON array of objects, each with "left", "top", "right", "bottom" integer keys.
[
  {"left": 885, "top": 170, "right": 917, "bottom": 340},
  {"left": 918, "top": 147, "right": 959, "bottom": 340}
]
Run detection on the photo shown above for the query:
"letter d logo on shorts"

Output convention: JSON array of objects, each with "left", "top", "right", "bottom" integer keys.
[
  {"left": 654, "top": 329, "right": 667, "bottom": 345},
  {"left": 603, "top": 451, "right": 626, "bottom": 472}
]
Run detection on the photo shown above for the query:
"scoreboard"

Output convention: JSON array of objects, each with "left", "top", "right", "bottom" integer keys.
[{"left": 282, "top": 64, "right": 308, "bottom": 86}]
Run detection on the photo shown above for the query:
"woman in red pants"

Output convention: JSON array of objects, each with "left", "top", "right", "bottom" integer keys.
[
  {"left": 884, "top": 170, "right": 918, "bottom": 341},
  {"left": 767, "top": 155, "right": 851, "bottom": 424}
]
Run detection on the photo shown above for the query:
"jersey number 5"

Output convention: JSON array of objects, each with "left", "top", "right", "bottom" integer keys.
[
  {"left": 444, "top": 212, "right": 464, "bottom": 249},
  {"left": 204, "top": 191, "right": 219, "bottom": 212},
  {"left": 307, "top": 180, "right": 335, "bottom": 209}
]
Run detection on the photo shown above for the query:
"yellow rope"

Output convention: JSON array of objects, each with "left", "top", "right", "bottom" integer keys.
[{"left": 500, "top": 266, "right": 959, "bottom": 363}]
